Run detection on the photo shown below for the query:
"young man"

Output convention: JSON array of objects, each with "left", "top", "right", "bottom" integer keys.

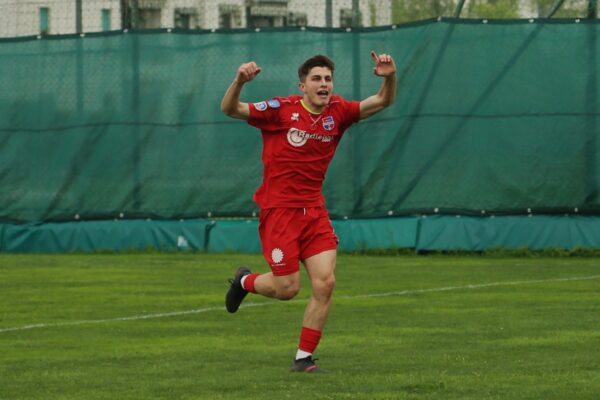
[{"left": 220, "top": 52, "right": 396, "bottom": 372}]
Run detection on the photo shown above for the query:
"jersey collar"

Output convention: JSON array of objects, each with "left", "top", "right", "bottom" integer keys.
[{"left": 300, "top": 99, "right": 324, "bottom": 115}]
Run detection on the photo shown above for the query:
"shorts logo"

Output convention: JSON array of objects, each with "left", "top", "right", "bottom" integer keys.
[
  {"left": 322, "top": 116, "right": 335, "bottom": 131},
  {"left": 268, "top": 99, "right": 281, "bottom": 108},
  {"left": 271, "top": 248, "right": 284, "bottom": 264},
  {"left": 254, "top": 101, "right": 267, "bottom": 111}
]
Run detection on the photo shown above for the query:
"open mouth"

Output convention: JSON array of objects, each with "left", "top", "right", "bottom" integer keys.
[{"left": 317, "top": 90, "right": 329, "bottom": 98}]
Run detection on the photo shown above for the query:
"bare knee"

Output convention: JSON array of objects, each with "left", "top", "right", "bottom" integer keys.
[
  {"left": 314, "top": 274, "right": 336, "bottom": 298},
  {"left": 275, "top": 280, "right": 300, "bottom": 300}
]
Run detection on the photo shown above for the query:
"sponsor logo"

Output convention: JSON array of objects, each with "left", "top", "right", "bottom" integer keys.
[
  {"left": 322, "top": 116, "right": 335, "bottom": 131},
  {"left": 177, "top": 236, "right": 189, "bottom": 248},
  {"left": 268, "top": 99, "right": 281, "bottom": 108},
  {"left": 271, "top": 248, "right": 284, "bottom": 264},
  {"left": 287, "top": 128, "right": 308, "bottom": 147},
  {"left": 254, "top": 101, "right": 267, "bottom": 111},
  {"left": 287, "top": 128, "right": 333, "bottom": 147}
]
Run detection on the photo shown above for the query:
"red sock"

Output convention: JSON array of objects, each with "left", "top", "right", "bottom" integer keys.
[
  {"left": 298, "top": 327, "right": 322, "bottom": 354},
  {"left": 242, "top": 273, "right": 260, "bottom": 293}
]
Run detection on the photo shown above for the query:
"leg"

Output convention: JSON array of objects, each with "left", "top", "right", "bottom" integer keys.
[
  {"left": 253, "top": 208, "right": 303, "bottom": 300},
  {"left": 290, "top": 249, "right": 336, "bottom": 373},
  {"left": 225, "top": 268, "right": 300, "bottom": 313},
  {"left": 225, "top": 208, "right": 303, "bottom": 312},
  {"left": 254, "top": 271, "right": 300, "bottom": 300},
  {"left": 302, "top": 249, "right": 337, "bottom": 330},
  {"left": 290, "top": 207, "right": 338, "bottom": 371}
]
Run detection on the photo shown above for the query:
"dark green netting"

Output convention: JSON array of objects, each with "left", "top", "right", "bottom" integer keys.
[{"left": 1, "top": 19, "right": 599, "bottom": 224}]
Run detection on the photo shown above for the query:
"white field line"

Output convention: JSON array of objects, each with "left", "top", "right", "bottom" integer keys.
[
  {"left": 1, "top": 274, "right": 599, "bottom": 334},
  {"left": 337, "top": 274, "right": 600, "bottom": 299}
]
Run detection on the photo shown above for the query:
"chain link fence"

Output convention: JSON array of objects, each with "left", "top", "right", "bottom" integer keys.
[{"left": 0, "top": 0, "right": 596, "bottom": 39}]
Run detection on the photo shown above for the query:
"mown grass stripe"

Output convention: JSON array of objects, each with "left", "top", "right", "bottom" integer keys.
[{"left": 2, "top": 274, "right": 598, "bottom": 334}]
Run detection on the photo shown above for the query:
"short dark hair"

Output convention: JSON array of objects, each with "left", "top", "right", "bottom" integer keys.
[{"left": 298, "top": 55, "right": 335, "bottom": 82}]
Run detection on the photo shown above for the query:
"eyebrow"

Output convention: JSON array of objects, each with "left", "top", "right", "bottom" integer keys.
[{"left": 310, "top": 74, "right": 332, "bottom": 79}]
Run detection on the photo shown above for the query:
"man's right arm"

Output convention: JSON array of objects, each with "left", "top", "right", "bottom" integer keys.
[{"left": 220, "top": 61, "right": 262, "bottom": 120}]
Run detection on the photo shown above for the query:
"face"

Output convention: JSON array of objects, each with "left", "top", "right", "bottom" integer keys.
[{"left": 299, "top": 66, "right": 333, "bottom": 112}]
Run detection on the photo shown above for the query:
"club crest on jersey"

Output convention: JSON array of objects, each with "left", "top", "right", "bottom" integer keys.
[
  {"left": 322, "top": 116, "right": 335, "bottom": 131},
  {"left": 268, "top": 99, "right": 281, "bottom": 108},
  {"left": 254, "top": 101, "right": 268, "bottom": 111}
]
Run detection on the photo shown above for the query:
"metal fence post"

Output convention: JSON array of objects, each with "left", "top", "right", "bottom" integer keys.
[
  {"left": 454, "top": 0, "right": 466, "bottom": 18},
  {"left": 76, "top": 0, "right": 83, "bottom": 33},
  {"left": 76, "top": 0, "right": 84, "bottom": 116},
  {"left": 352, "top": 0, "right": 360, "bottom": 27},
  {"left": 131, "top": 0, "right": 140, "bottom": 29},
  {"left": 326, "top": 0, "right": 332, "bottom": 27},
  {"left": 589, "top": 0, "right": 598, "bottom": 19},
  {"left": 585, "top": 0, "right": 597, "bottom": 205},
  {"left": 546, "top": 0, "right": 567, "bottom": 18}
]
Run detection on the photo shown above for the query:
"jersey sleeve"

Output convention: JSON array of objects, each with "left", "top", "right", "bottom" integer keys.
[
  {"left": 338, "top": 98, "right": 361, "bottom": 132},
  {"left": 247, "top": 99, "right": 282, "bottom": 131}
]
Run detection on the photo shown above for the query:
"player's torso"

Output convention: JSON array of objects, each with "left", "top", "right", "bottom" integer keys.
[
  {"left": 251, "top": 95, "right": 357, "bottom": 207},
  {"left": 260, "top": 97, "right": 344, "bottom": 163}
]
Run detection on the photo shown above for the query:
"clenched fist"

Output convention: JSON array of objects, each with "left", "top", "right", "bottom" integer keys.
[{"left": 236, "top": 62, "right": 262, "bottom": 83}]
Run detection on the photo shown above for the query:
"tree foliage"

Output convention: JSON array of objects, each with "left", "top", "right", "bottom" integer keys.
[
  {"left": 392, "top": 0, "right": 456, "bottom": 24},
  {"left": 466, "top": 0, "right": 520, "bottom": 18},
  {"left": 391, "top": 0, "right": 591, "bottom": 23}
]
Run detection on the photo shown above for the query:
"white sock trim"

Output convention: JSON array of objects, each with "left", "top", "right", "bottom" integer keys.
[
  {"left": 295, "top": 349, "right": 312, "bottom": 360},
  {"left": 240, "top": 275, "right": 249, "bottom": 291}
]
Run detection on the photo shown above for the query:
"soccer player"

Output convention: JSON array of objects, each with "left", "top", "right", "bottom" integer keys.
[{"left": 221, "top": 51, "right": 396, "bottom": 372}]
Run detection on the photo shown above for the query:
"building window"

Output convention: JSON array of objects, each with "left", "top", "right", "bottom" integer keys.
[
  {"left": 340, "top": 9, "right": 352, "bottom": 28},
  {"left": 247, "top": 16, "right": 279, "bottom": 27},
  {"left": 102, "top": 9, "right": 111, "bottom": 31},
  {"left": 288, "top": 12, "right": 307, "bottom": 27},
  {"left": 175, "top": 12, "right": 190, "bottom": 28},
  {"left": 340, "top": 8, "right": 362, "bottom": 28},
  {"left": 219, "top": 4, "right": 242, "bottom": 28},
  {"left": 247, "top": 1, "right": 288, "bottom": 28},
  {"left": 39, "top": 7, "right": 50, "bottom": 35},
  {"left": 139, "top": 8, "right": 162, "bottom": 28},
  {"left": 175, "top": 8, "right": 198, "bottom": 29}
]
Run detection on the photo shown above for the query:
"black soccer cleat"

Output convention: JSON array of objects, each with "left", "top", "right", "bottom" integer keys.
[
  {"left": 290, "top": 356, "right": 325, "bottom": 373},
  {"left": 225, "top": 266, "right": 251, "bottom": 313}
]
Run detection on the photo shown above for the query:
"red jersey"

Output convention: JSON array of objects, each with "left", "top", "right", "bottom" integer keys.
[{"left": 248, "top": 95, "right": 360, "bottom": 209}]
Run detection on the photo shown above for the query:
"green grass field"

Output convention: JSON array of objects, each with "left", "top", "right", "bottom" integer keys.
[{"left": 1, "top": 253, "right": 599, "bottom": 399}]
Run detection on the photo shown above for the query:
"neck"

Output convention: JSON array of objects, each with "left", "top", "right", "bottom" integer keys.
[{"left": 300, "top": 98, "right": 325, "bottom": 115}]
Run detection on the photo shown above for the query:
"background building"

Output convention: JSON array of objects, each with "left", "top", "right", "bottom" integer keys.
[
  {"left": 0, "top": 0, "right": 395, "bottom": 38},
  {"left": 0, "top": 0, "right": 594, "bottom": 39}
]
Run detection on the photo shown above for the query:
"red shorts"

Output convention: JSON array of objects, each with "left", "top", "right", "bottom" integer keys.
[{"left": 259, "top": 207, "right": 339, "bottom": 276}]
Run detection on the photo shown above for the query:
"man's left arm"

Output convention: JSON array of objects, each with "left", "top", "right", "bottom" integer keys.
[{"left": 359, "top": 51, "right": 397, "bottom": 120}]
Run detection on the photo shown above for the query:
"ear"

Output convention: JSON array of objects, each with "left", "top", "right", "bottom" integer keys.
[{"left": 298, "top": 82, "right": 306, "bottom": 92}]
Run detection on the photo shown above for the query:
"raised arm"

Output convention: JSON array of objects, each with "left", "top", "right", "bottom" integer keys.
[
  {"left": 359, "top": 51, "right": 397, "bottom": 120},
  {"left": 220, "top": 62, "right": 262, "bottom": 120}
]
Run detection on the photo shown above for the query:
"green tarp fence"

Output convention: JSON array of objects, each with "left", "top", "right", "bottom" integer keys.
[
  {"left": 206, "top": 217, "right": 420, "bottom": 253},
  {"left": 1, "top": 19, "right": 599, "bottom": 225},
  {"left": 0, "top": 219, "right": 211, "bottom": 253},
  {"left": 2, "top": 215, "right": 600, "bottom": 253}
]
